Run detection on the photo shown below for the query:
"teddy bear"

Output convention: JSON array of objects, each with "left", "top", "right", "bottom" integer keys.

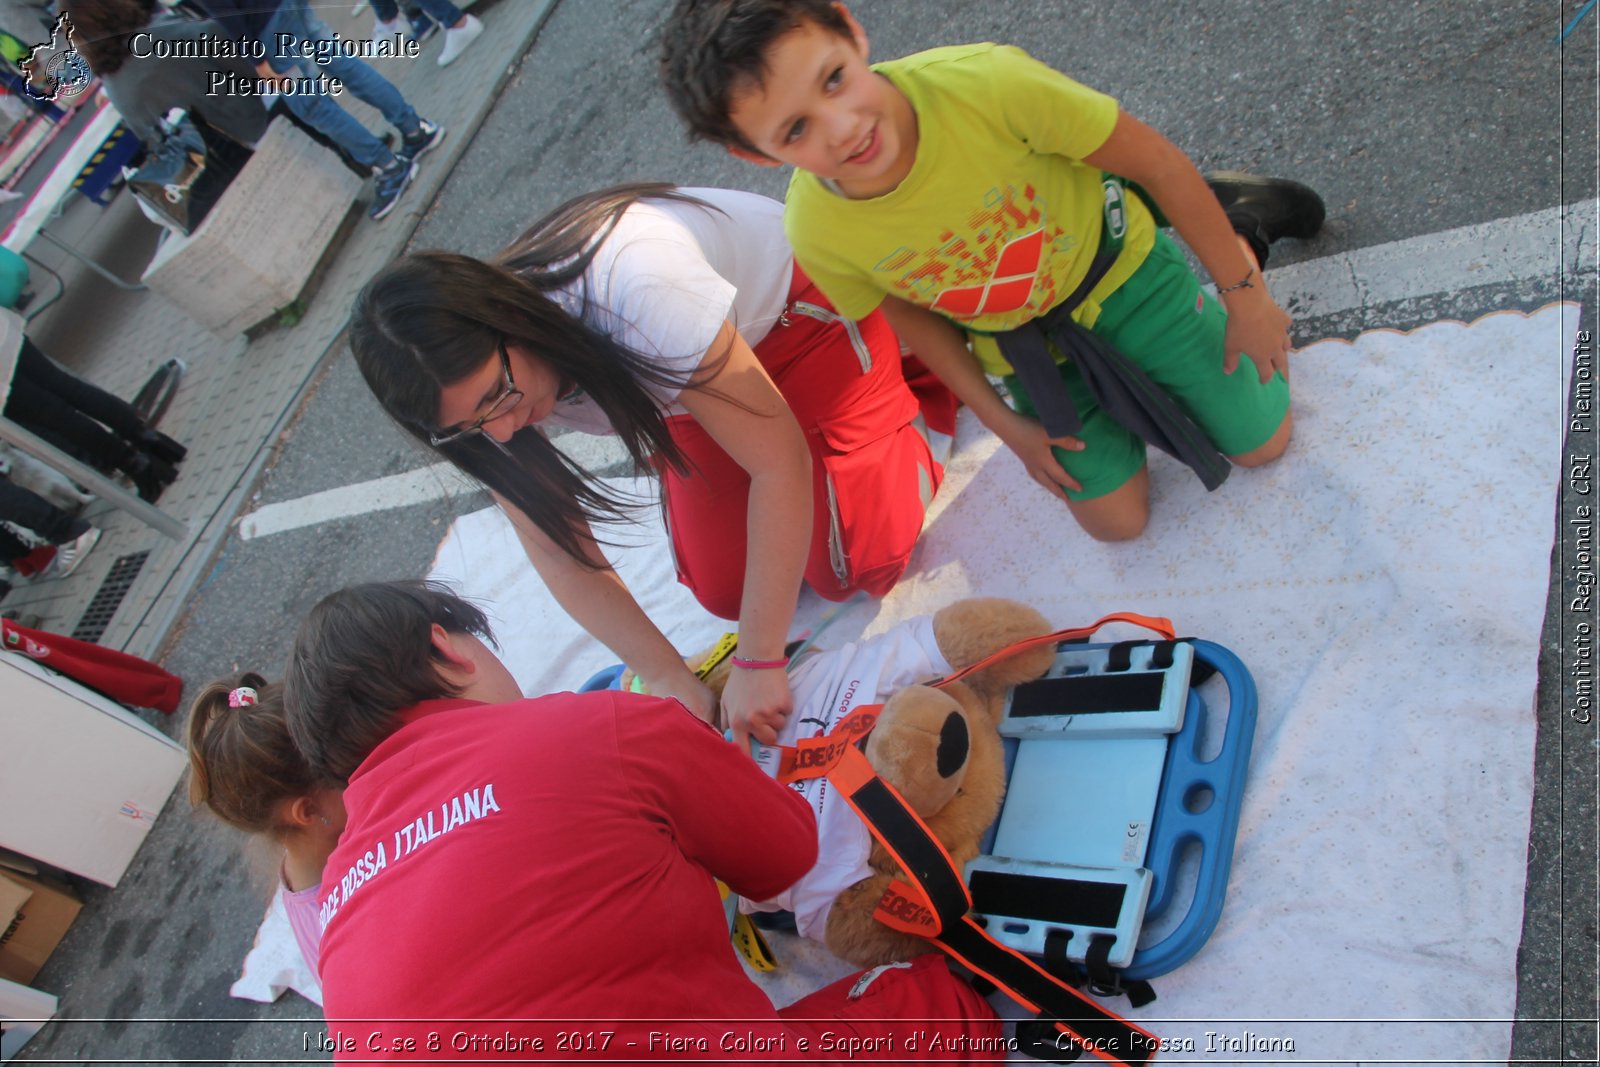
[{"left": 680, "top": 598, "right": 1059, "bottom": 968}]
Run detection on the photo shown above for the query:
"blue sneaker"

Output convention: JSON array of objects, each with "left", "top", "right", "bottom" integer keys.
[
  {"left": 369, "top": 157, "right": 417, "bottom": 221},
  {"left": 398, "top": 119, "right": 445, "bottom": 164}
]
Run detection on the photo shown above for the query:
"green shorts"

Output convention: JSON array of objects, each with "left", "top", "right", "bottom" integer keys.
[{"left": 1005, "top": 232, "right": 1291, "bottom": 501}]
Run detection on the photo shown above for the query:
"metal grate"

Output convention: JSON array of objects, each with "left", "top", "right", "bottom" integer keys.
[{"left": 71, "top": 551, "right": 149, "bottom": 643}]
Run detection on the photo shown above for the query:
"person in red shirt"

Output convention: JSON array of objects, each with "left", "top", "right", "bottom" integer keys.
[{"left": 280, "top": 580, "right": 1004, "bottom": 1063}]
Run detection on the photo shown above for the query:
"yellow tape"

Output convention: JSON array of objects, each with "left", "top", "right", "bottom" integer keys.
[
  {"left": 718, "top": 879, "right": 778, "bottom": 970},
  {"left": 732, "top": 912, "right": 777, "bottom": 971},
  {"left": 695, "top": 633, "right": 739, "bottom": 680}
]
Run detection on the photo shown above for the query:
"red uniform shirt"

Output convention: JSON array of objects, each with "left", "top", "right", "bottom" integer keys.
[{"left": 317, "top": 690, "right": 1000, "bottom": 1063}]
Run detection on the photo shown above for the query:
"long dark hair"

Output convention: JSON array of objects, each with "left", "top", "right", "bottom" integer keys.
[
  {"left": 59, "top": 0, "right": 160, "bottom": 76},
  {"left": 349, "top": 183, "right": 731, "bottom": 563}
]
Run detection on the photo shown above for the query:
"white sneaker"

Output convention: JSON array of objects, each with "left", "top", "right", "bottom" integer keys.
[
  {"left": 50, "top": 527, "right": 101, "bottom": 578},
  {"left": 372, "top": 15, "right": 405, "bottom": 41},
  {"left": 436, "top": 14, "right": 483, "bottom": 67}
]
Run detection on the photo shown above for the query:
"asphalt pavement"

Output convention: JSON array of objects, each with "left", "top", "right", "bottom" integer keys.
[{"left": 6, "top": 1, "right": 1596, "bottom": 1063}]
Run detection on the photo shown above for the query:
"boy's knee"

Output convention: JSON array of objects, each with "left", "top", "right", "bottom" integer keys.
[
  {"left": 1084, "top": 510, "right": 1149, "bottom": 543},
  {"left": 1230, "top": 411, "right": 1293, "bottom": 469},
  {"left": 1067, "top": 469, "right": 1149, "bottom": 542}
]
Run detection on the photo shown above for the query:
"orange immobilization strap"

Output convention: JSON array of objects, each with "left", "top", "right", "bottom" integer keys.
[
  {"left": 771, "top": 611, "right": 1177, "bottom": 781},
  {"left": 873, "top": 879, "right": 941, "bottom": 936},
  {"left": 934, "top": 612, "right": 1176, "bottom": 690},
  {"left": 776, "top": 703, "right": 883, "bottom": 784}
]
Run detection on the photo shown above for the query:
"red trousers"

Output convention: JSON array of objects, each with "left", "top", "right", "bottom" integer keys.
[
  {"left": 2, "top": 618, "right": 182, "bottom": 713},
  {"left": 777, "top": 952, "right": 1006, "bottom": 1061},
  {"left": 661, "top": 269, "right": 950, "bottom": 620}
]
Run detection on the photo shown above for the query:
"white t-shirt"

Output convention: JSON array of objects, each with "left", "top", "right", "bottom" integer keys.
[
  {"left": 541, "top": 188, "right": 794, "bottom": 437},
  {"left": 741, "top": 616, "right": 954, "bottom": 942}
]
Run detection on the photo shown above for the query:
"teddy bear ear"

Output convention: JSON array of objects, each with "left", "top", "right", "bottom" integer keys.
[
  {"left": 932, "top": 598, "right": 1057, "bottom": 695},
  {"left": 867, "top": 686, "right": 971, "bottom": 817}
]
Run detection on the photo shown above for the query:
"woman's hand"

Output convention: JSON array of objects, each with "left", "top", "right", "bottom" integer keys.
[
  {"left": 992, "top": 406, "right": 1085, "bottom": 501},
  {"left": 722, "top": 667, "right": 794, "bottom": 751}
]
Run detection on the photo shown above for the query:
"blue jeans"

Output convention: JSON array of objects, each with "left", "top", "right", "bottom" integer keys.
[
  {"left": 370, "top": 0, "right": 465, "bottom": 26},
  {"left": 263, "top": 0, "right": 420, "bottom": 170}
]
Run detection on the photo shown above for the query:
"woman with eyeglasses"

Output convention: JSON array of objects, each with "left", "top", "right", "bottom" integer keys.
[{"left": 348, "top": 184, "right": 951, "bottom": 747}]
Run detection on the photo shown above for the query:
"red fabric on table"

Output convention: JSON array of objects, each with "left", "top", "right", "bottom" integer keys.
[{"left": 2, "top": 618, "right": 182, "bottom": 713}]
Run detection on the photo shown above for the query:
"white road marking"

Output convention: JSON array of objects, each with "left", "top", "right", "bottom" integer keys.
[
  {"left": 238, "top": 462, "right": 477, "bottom": 540},
  {"left": 238, "top": 201, "right": 1595, "bottom": 541},
  {"left": 1262, "top": 199, "right": 1595, "bottom": 319},
  {"left": 238, "top": 433, "right": 631, "bottom": 541}
]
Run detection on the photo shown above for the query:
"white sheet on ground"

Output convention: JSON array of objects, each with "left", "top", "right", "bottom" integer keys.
[
  {"left": 230, "top": 885, "right": 323, "bottom": 1007},
  {"left": 423, "top": 306, "right": 1575, "bottom": 1065}
]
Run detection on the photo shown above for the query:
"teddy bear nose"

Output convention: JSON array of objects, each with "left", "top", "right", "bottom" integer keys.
[{"left": 936, "top": 711, "right": 969, "bottom": 778}]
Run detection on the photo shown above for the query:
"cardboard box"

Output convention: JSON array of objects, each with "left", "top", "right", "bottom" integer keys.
[
  {"left": 0, "top": 872, "right": 81, "bottom": 986},
  {"left": 0, "top": 879, "right": 29, "bottom": 949}
]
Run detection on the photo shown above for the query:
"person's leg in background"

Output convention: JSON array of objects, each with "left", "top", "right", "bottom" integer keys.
[
  {"left": 261, "top": 0, "right": 439, "bottom": 219},
  {"left": 0, "top": 476, "right": 99, "bottom": 577},
  {"left": 4, "top": 344, "right": 178, "bottom": 501},
  {"left": 12, "top": 340, "right": 183, "bottom": 461},
  {"left": 369, "top": 0, "right": 483, "bottom": 66},
  {"left": 655, "top": 417, "right": 751, "bottom": 621}
]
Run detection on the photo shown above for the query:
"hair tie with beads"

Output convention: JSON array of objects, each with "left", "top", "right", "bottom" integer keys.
[{"left": 227, "top": 686, "right": 258, "bottom": 708}]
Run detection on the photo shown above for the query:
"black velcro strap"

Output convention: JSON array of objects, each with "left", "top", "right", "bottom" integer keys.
[
  {"left": 1148, "top": 641, "right": 1176, "bottom": 670},
  {"left": 1105, "top": 641, "right": 1138, "bottom": 672},
  {"left": 970, "top": 868, "right": 1127, "bottom": 929},
  {"left": 939, "top": 918, "right": 1155, "bottom": 1066},
  {"left": 1084, "top": 934, "right": 1119, "bottom": 995},
  {"left": 1122, "top": 979, "right": 1158, "bottom": 1010},
  {"left": 848, "top": 777, "right": 970, "bottom": 922},
  {"left": 1016, "top": 1017, "right": 1085, "bottom": 1063},
  {"left": 1180, "top": 638, "right": 1219, "bottom": 686},
  {"left": 1042, "top": 929, "right": 1085, "bottom": 988},
  {"left": 1009, "top": 673, "right": 1166, "bottom": 717}
]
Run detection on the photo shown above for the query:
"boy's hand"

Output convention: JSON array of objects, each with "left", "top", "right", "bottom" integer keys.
[
  {"left": 993, "top": 407, "right": 1085, "bottom": 500},
  {"left": 724, "top": 667, "right": 793, "bottom": 751},
  {"left": 1222, "top": 287, "right": 1294, "bottom": 383}
]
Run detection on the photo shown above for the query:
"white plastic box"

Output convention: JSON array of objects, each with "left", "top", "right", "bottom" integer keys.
[{"left": 0, "top": 655, "right": 186, "bottom": 886}]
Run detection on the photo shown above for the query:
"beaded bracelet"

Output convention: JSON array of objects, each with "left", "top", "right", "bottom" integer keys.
[
  {"left": 1216, "top": 268, "right": 1256, "bottom": 294},
  {"left": 730, "top": 655, "right": 789, "bottom": 670}
]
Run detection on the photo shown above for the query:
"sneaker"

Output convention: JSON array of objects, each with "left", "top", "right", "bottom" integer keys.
[
  {"left": 1206, "top": 172, "right": 1326, "bottom": 267},
  {"left": 49, "top": 527, "right": 101, "bottom": 578},
  {"left": 372, "top": 14, "right": 405, "bottom": 40},
  {"left": 436, "top": 14, "right": 483, "bottom": 66},
  {"left": 369, "top": 157, "right": 418, "bottom": 221},
  {"left": 398, "top": 119, "right": 445, "bottom": 164}
]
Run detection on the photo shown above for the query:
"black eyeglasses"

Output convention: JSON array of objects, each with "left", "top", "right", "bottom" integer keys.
[{"left": 428, "top": 340, "right": 525, "bottom": 446}]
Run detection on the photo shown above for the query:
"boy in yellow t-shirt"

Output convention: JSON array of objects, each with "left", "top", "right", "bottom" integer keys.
[{"left": 660, "top": 0, "right": 1324, "bottom": 541}]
